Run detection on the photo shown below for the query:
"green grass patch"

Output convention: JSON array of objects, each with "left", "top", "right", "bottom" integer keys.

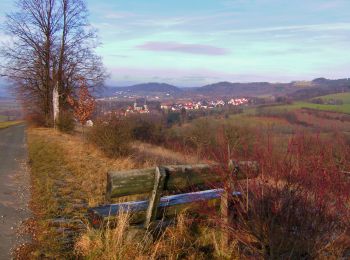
[
  {"left": 0, "top": 120, "right": 24, "bottom": 129},
  {"left": 260, "top": 93, "right": 350, "bottom": 114},
  {"left": 317, "top": 92, "right": 350, "bottom": 102}
]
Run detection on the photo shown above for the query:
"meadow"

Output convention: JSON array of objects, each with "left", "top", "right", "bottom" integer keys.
[{"left": 261, "top": 92, "right": 350, "bottom": 114}]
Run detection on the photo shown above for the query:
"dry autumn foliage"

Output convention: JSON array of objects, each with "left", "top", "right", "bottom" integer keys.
[{"left": 67, "top": 77, "right": 96, "bottom": 125}]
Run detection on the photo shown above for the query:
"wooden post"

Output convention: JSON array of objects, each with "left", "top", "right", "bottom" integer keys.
[
  {"left": 144, "top": 166, "right": 166, "bottom": 228},
  {"left": 220, "top": 159, "right": 236, "bottom": 252},
  {"left": 220, "top": 189, "right": 229, "bottom": 252}
]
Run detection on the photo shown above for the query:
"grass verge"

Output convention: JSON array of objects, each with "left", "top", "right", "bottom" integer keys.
[
  {"left": 0, "top": 120, "right": 24, "bottom": 129},
  {"left": 27, "top": 128, "right": 138, "bottom": 258}
]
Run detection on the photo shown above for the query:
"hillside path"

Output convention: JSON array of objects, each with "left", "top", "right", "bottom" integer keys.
[{"left": 0, "top": 124, "right": 31, "bottom": 260}]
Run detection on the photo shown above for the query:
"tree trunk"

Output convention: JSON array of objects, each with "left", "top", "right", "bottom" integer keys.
[{"left": 53, "top": 82, "right": 59, "bottom": 127}]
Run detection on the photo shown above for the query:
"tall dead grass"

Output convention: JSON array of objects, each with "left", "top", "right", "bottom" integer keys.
[{"left": 75, "top": 211, "right": 234, "bottom": 259}]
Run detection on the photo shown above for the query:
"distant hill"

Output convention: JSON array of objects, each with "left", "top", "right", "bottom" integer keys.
[
  {"left": 187, "top": 81, "right": 294, "bottom": 97},
  {"left": 100, "top": 83, "right": 182, "bottom": 97},
  {"left": 290, "top": 78, "right": 350, "bottom": 99},
  {"left": 123, "top": 83, "right": 181, "bottom": 93},
  {"left": 100, "top": 78, "right": 350, "bottom": 100}
]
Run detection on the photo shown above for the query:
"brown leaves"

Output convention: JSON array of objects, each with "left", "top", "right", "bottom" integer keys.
[{"left": 68, "top": 78, "right": 95, "bottom": 125}]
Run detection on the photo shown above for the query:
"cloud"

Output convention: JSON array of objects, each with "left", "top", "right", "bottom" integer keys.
[
  {"left": 315, "top": 0, "right": 346, "bottom": 10},
  {"left": 215, "top": 22, "right": 350, "bottom": 35},
  {"left": 109, "top": 54, "right": 129, "bottom": 58},
  {"left": 260, "top": 47, "right": 323, "bottom": 56},
  {"left": 137, "top": 41, "right": 230, "bottom": 56},
  {"left": 128, "top": 11, "right": 238, "bottom": 28},
  {"left": 104, "top": 11, "right": 136, "bottom": 19}
]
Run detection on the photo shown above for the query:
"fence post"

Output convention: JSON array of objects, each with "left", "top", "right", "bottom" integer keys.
[
  {"left": 144, "top": 166, "right": 166, "bottom": 228},
  {"left": 220, "top": 159, "right": 235, "bottom": 252}
]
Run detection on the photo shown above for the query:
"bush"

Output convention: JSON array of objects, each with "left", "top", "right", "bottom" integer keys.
[
  {"left": 87, "top": 118, "right": 132, "bottom": 157},
  {"left": 56, "top": 111, "right": 75, "bottom": 133},
  {"left": 129, "top": 114, "right": 165, "bottom": 144},
  {"left": 227, "top": 133, "right": 350, "bottom": 259},
  {"left": 167, "top": 112, "right": 181, "bottom": 126},
  {"left": 25, "top": 111, "right": 47, "bottom": 127}
]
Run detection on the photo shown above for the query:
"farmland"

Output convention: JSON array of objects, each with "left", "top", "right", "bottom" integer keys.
[{"left": 261, "top": 92, "right": 350, "bottom": 114}]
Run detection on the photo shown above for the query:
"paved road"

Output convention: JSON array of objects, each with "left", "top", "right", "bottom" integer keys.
[{"left": 0, "top": 124, "right": 31, "bottom": 260}]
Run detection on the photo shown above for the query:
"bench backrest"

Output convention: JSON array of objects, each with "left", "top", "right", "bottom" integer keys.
[
  {"left": 106, "top": 161, "right": 259, "bottom": 200},
  {"left": 89, "top": 161, "right": 259, "bottom": 228}
]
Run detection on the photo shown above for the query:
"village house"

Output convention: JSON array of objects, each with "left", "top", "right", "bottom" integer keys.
[
  {"left": 126, "top": 100, "right": 150, "bottom": 114},
  {"left": 160, "top": 98, "right": 250, "bottom": 111},
  {"left": 228, "top": 98, "right": 248, "bottom": 106}
]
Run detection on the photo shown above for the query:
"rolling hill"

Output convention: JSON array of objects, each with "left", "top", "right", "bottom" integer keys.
[
  {"left": 101, "top": 78, "right": 350, "bottom": 99},
  {"left": 100, "top": 83, "right": 182, "bottom": 97}
]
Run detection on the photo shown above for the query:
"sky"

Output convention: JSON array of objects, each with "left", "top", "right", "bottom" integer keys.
[{"left": 1, "top": 0, "right": 350, "bottom": 87}]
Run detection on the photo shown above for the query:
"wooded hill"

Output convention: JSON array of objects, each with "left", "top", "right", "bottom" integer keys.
[{"left": 101, "top": 78, "right": 350, "bottom": 100}]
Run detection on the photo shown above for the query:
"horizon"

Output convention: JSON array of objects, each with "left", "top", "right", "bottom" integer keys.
[
  {"left": 107, "top": 77, "right": 349, "bottom": 88},
  {"left": 1, "top": 0, "right": 350, "bottom": 88}
]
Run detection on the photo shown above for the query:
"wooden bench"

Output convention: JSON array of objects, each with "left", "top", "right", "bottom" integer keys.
[{"left": 88, "top": 161, "right": 259, "bottom": 229}]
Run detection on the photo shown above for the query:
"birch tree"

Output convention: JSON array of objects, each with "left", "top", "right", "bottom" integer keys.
[{"left": 1, "top": 0, "right": 106, "bottom": 126}]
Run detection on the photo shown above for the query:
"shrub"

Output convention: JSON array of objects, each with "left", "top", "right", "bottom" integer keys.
[
  {"left": 87, "top": 118, "right": 132, "bottom": 157},
  {"left": 129, "top": 114, "right": 165, "bottom": 144},
  {"left": 167, "top": 112, "right": 181, "bottom": 126},
  {"left": 25, "top": 111, "right": 47, "bottom": 127},
  {"left": 56, "top": 111, "right": 75, "bottom": 133},
  {"left": 230, "top": 184, "right": 347, "bottom": 259},
  {"left": 213, "top": 131, "right": 350, "bottom": 258}
]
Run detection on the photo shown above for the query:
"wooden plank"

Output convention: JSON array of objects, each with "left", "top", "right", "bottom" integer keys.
[
  {"left": 107, "top": 162, "right": 258, "bottom": 199},
  {"left": 89, "top": 189, "right": 242, "bottom": 225},
  {"left": 106, "top": 167, "right": 156, "bottom": 200},
  {"left": 144, "top": 166, "right": 166, "bottom": 228},
  {"left": 163, "top": 164, "right": 221, "bottom": 190}
]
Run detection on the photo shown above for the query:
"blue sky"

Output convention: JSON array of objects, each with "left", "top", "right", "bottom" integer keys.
[{"left": 1, "top": 0, "right": 350, "bottom": 87}]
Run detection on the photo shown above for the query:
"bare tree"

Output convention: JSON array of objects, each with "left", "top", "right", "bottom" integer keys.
[{"left": 1, "top": 0, "right": 106, "bottom": 126}]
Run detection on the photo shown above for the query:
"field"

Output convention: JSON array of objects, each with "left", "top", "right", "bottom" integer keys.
[{"left": 261, "top": 92, "right": 350, "bottom": 114}]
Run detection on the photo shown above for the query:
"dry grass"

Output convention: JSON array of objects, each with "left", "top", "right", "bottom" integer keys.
[
  {"left": 29, "top": 128, "right": 203, "bottom": 206},
  {"left": 131, "top": 141, "right": 201, "bottom": 165},
  {"left": 74, "top": 211, "right": 232, "bottom": 260},
  {"left": 27, "top": 127, "right": 141, "bottom": 258},
  {"left": 26, "top": 127, "right": 219, "bottom": 258},
  {"left": 29, "top": 127, "right": 141, "bottom": 206}
]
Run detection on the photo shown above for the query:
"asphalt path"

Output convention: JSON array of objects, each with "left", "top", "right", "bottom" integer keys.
[{"left": 0, "top": 124, "right": 30, "bottom": 259}]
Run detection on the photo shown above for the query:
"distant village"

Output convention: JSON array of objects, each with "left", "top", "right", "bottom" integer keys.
[
  {"left": 122, "top": 98, "right": 249, "bottom": 115},
  {"left": 160, "top": 98, "right": 248, "bottom": 110}
]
